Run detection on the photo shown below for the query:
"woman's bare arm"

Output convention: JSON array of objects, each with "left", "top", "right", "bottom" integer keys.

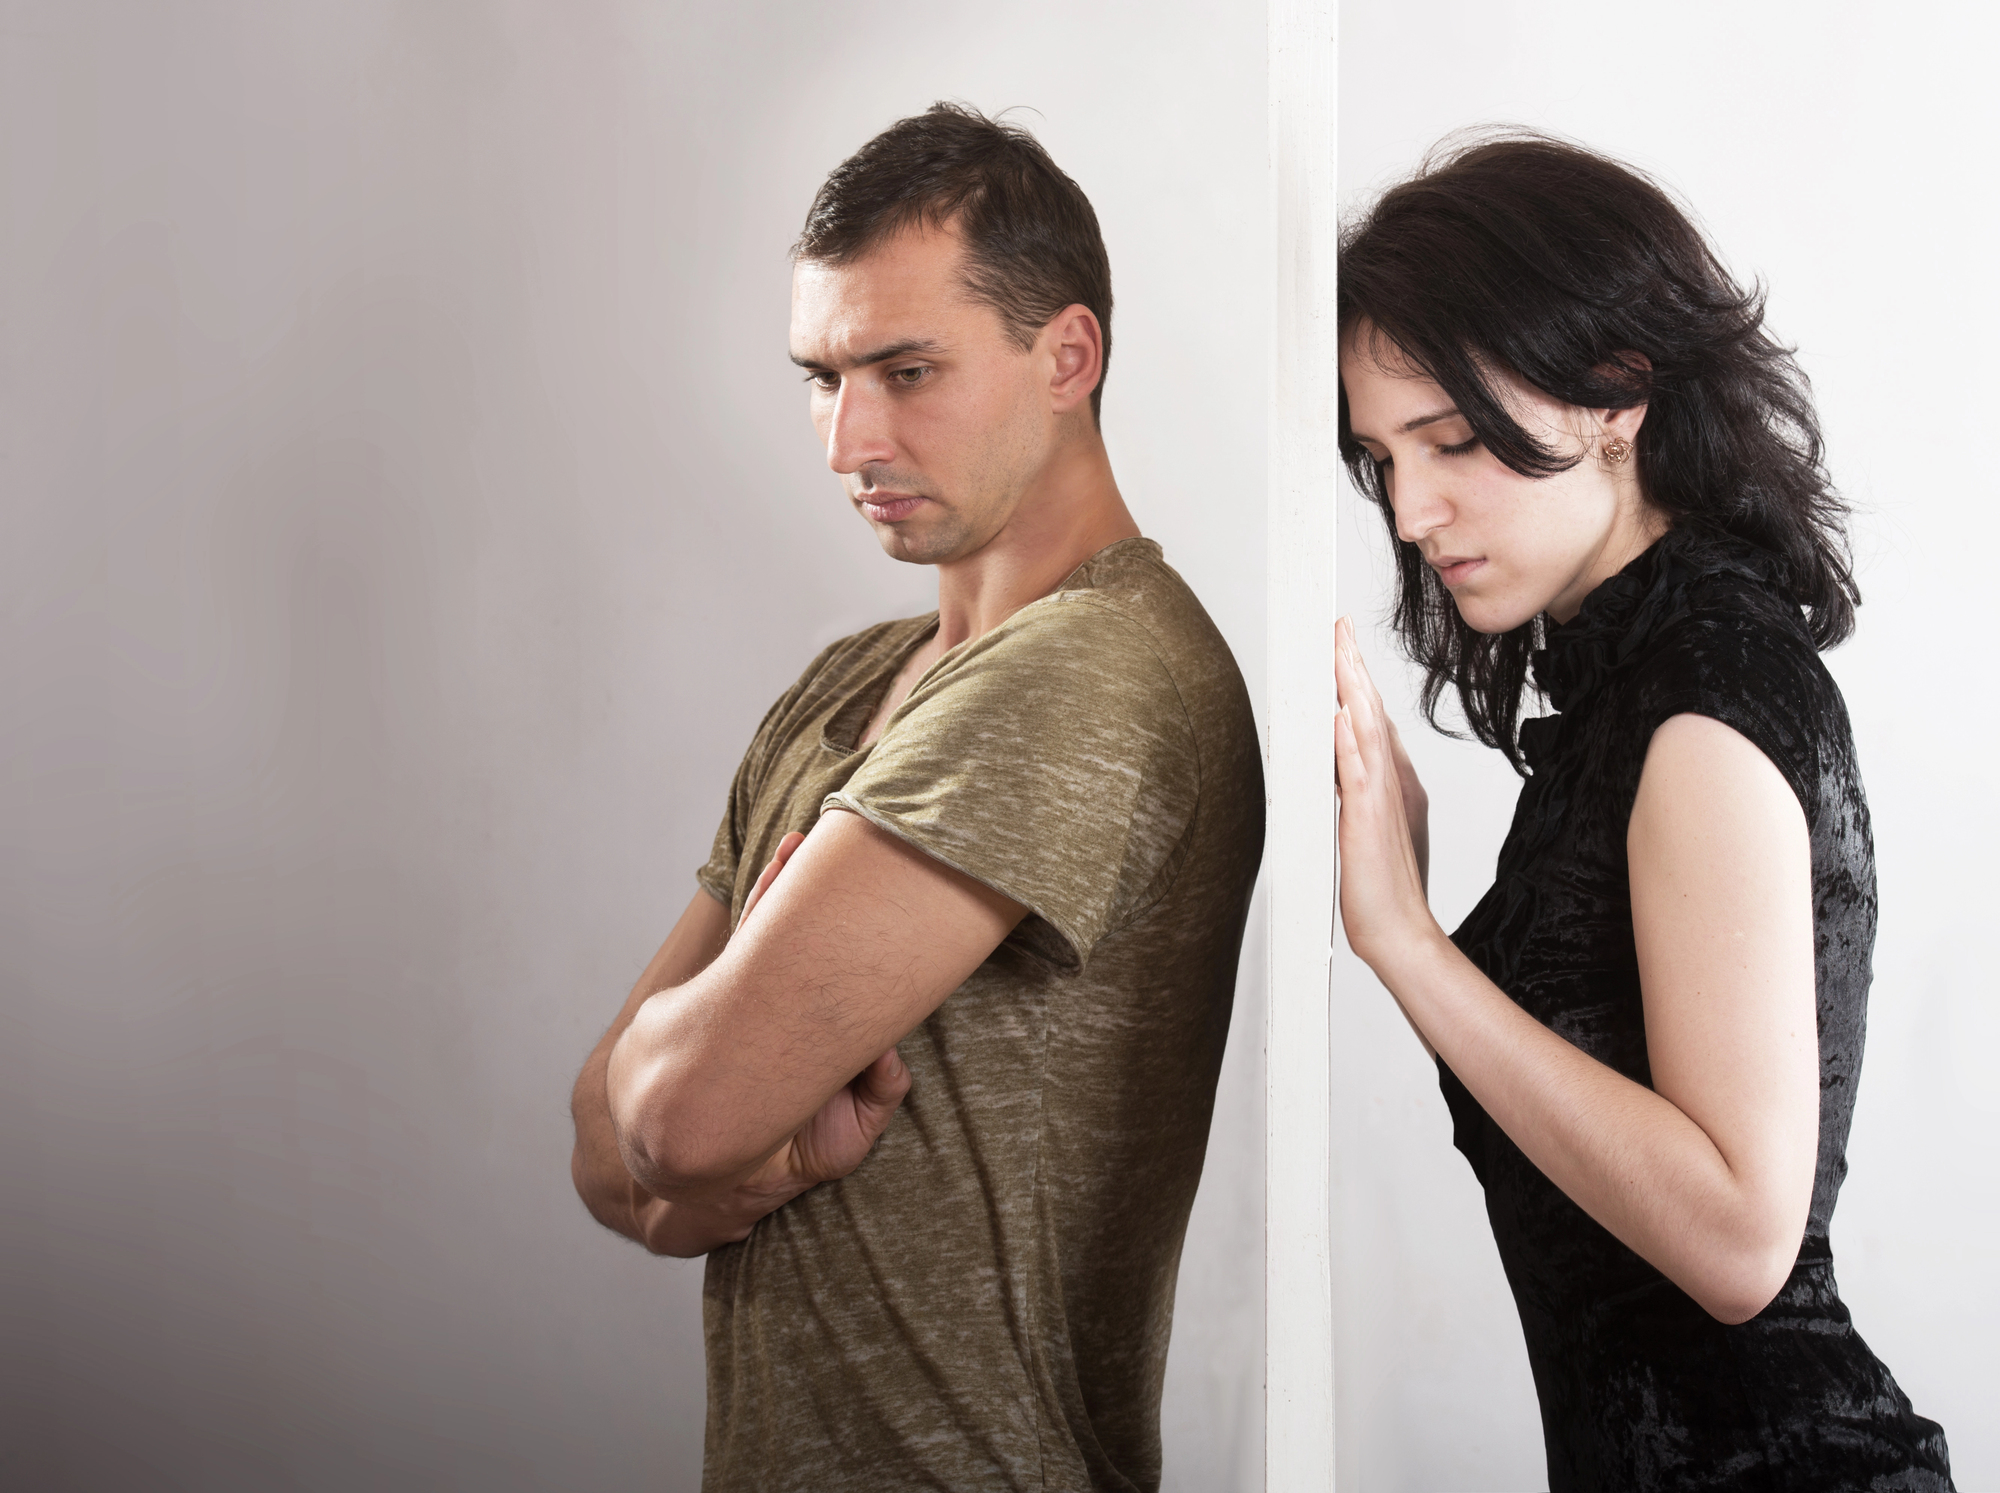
[{"left": 1335, "top": 618, "right": 1819, "bottom": 1322}]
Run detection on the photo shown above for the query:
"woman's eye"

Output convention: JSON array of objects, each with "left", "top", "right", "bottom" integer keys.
[{"left": 1439, "top": 436, "right": 1480, "bottom": 456}]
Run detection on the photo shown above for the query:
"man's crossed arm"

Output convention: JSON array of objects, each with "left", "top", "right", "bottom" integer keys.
[{"left": 569, "top": 809, "right": 1026, "bottom": 1257}]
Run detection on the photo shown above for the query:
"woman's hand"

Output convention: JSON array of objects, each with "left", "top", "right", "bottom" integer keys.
[
  {"left": 1385, "top": 701, "right": 1429, "bottom": 897},
  {"left": 1334, "top": 616, "right": 1438, "bottom": 972}
]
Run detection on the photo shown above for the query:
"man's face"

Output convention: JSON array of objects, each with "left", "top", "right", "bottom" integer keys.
[{"left": 789, "top": 224, "right": 1052, "bottom": 565}]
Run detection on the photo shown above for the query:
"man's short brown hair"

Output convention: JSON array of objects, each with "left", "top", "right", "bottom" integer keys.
[{"left": 794, "top": 102, "right": 1114, "bottom": 424}]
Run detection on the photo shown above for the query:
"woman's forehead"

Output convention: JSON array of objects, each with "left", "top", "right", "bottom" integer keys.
[{"left": 1341, "top": 343, "right": 1453, "bottom": 434}]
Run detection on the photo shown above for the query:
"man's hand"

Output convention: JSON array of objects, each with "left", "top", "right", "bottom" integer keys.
[
  {"left": 766, "top": 1046, "right": 911, "bottom": 1184},
  {"left": 621, "top": 1047, "right": 911, "bottom": 1257},
  {"left": 737, "top": 829, "right": 804, "bottom": 928}
]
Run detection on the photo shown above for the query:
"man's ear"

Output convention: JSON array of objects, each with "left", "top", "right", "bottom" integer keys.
[{"left": 1043, "top": 304, "right": 1103, "bottom": 415}]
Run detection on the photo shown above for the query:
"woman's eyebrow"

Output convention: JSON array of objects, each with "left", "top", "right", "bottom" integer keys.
[
  {"left": 1399, "top": 406, "right": 1462, "bottom": 433},
  {"left": 1349, "top": 405, "right": 1463, "bottom": 445}
]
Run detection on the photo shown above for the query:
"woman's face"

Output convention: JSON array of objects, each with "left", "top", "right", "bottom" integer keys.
[{"left": 1340, "top": 328, "right": 1660, "bottom": 632}]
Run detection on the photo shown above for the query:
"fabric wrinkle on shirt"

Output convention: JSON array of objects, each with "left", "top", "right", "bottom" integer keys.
[{"left": 694, "top": 536, "right": 1264, "bottom": 1493}]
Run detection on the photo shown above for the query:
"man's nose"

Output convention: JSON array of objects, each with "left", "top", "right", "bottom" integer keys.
[
  {"left": 824, "top": 383, "right": 896, "bottom": 476},
  {"left": 1390, "top": 469, "right": 1452, "bottom": 545}
]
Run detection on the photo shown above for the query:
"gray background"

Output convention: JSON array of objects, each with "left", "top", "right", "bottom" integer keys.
[
  {"left": 10, "top": 3, "right": 1987, "bottom": 1491},
  {"left": 0, "top": 3, "right": 1267, "bottom": 1489},
  {"left": 1335, "top": 0, "right": 2000, "bottom": 1487}
]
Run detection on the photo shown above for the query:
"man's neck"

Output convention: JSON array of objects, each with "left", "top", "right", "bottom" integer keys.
[{"left": 931, "top": 431, "right": 1140, "bottom": 651}]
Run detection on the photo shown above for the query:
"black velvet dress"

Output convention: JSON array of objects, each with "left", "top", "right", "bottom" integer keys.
[{"left": 1442, "top": 529, "right": 1954, "bottom": 1492}]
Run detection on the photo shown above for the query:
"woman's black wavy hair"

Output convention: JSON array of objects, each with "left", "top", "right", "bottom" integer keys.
[{"left": 1338, "top": 131, "right": 1857, "bottom": 772}]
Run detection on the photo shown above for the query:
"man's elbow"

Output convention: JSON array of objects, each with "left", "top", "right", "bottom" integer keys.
[
  {"left": 619, "top": 1126, "right": 735, "bottom": 1201},
  {"left": 607, "top": 1058, "right": 736, "bottom": 1198}
]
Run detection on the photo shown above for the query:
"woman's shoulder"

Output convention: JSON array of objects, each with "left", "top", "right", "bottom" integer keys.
[
  {"left": 1622, "top": 536, "right": 1857, "bottom": 820},
  {"left": 1631, "top": 535, "right": 1835, "bottom": 695}
]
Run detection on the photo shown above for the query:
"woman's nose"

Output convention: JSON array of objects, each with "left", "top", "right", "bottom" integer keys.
[{"left": 1391, "top": 471, "right": 1452, "bottom": 545}]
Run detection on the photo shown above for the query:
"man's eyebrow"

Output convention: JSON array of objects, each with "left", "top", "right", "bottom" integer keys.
[{"left": 789, "top": 338, "right": 945, "bottom": 370}]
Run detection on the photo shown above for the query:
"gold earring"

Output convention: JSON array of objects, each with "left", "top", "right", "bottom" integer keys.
[{"left": 1601, "top": 435, "right": 1633, "bottom": 464}]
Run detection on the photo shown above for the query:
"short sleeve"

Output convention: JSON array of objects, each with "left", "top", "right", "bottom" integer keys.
[
  {"left": 696, "top": 754, "right": 752, "bottom": 909},
  {"left": 1626, "top": 597, "right": 1838, "bottom": 830},
  {"left": 694, "top": 637, "right": 849, "bottom": 911},
  {"left": 824, "top": 596, "right": 1200, "bottom": 970}
]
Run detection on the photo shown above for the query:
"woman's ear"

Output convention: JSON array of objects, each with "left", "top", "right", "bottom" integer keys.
[
  {"left": 1598, "top": 350, "right": 1653, "bottom": 438},
  {"left": 1603, "top": 399, "right": 1648, "bottom": 441}
]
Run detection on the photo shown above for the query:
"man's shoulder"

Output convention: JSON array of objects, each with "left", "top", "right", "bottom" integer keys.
[
  {"left": 793, "top": 611, "right": 938, "bottom": 689},
  {"left": 1004, "top": 537, "right": 1246, "bottom": 698},
  {"left": 742, "top": 612, "right": 935, "bottom": 752}
]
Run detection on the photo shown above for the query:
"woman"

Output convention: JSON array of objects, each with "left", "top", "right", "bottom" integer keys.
[{"left": 1332, "top": 134, "right": 1953, "bottom": 1490}]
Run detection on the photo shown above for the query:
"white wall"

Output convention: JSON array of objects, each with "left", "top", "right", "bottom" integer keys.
[
  {"left": 0, "top": 4, "right": 1268, "bottom": 1489},
  {"left": 1335, "top": 2, "right": 2000, "bottom": 1488}
]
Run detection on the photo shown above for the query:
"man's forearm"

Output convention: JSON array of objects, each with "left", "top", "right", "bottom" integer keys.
[
  {"left": 575, "top": 1035, "right": 810, "bottom": 1257},
  {"left": 571, "top": 888, "right": 733, "bottom": 1249},
  {"left": 571, "top": 1042, "right": 659, "bottom": 1244},
  {"left": 606, "top": 813, "right": 1018, "bottom": 1193},
  {"left": 627, "top": 1168, "right": 815, "bottom": 1258}
]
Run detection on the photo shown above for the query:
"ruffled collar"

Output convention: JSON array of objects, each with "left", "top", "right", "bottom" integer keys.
[{"left": 1530, "top": 527, "right": 1780, "bottom": 717}]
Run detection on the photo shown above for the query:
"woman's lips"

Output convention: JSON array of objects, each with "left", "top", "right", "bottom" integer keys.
[
  {"left": 858, "top": 493, "right": 926, "bottom": 523},
  {"left": 1432, "top": 557, "right": 1485, "bottom": 586}
]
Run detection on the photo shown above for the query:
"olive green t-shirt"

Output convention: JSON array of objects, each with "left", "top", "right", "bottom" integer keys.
[{"left": 695, "top": 538, "right": 1264, "bottom": 1493}]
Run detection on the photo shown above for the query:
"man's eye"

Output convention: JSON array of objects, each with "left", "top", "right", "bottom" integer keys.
[
  {"left": 803, "top": 371, "right": 839, "bottom": 390},
  {"left": 889, "top": 366, "right": 930, "bottom": 387}
]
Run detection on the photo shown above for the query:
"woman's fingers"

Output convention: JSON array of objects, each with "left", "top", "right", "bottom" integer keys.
[
  {"left": 1383, "top": 712, "right": 1427, "bottom": 800},
  {"left": 1333, "top": 620, "right": 1440, "bottom": 973},
  {"left": 1337, "top": 616, "right": 1393, "bottom": 731},
  {"left": 1335, "top": 619, "right": 1398, "bottom": 791},
  {"left": 1334, "top": 620, "right": 1374, "bottom": 732},
  {"left": 1334, "top": 706, "right": 1367, "bottom": 792}
]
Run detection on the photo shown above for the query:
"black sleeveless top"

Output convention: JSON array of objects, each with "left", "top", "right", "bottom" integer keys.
[{"left": 1443, "top": 530, "right": 1954, "bottom": 1492}]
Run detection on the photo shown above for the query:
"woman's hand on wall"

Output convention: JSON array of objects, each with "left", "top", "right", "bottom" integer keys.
[{"left": 1334, "top": 616, "right": 1438, "bottom": 971}]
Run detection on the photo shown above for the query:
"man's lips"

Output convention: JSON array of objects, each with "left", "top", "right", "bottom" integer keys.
[
  {"left": 1428, "top": 555, "right": 1485, "bottom": 586},
  {"left": 857, "top": 492, "right": 926, "bottom": 523}
]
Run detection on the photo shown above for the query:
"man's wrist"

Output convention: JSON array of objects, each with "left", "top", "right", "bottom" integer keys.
[{"left": 636, "top": 1160, "right": 811, "bottom": 1257}]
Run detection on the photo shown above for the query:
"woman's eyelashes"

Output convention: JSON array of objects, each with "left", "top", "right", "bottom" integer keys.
[{"left": 1368, "top": 434, "right": 1480, "bottom": 471}]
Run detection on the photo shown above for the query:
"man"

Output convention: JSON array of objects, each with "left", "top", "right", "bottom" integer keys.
[{"left": 569, "top": 103, "right": 1263, "bottom": 1492}]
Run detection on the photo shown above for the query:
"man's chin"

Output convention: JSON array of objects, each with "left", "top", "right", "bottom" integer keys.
[{"left": 871, "top": 518, "right": 972, "bottom": 567}]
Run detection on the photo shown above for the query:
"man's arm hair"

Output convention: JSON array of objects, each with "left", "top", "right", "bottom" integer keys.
[
  {"left": 569, "top": 888, "right": 731, "bottom": 1250},
  {"left": 606, "top": 808, "right": 1025, "bottom": 1200}
]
